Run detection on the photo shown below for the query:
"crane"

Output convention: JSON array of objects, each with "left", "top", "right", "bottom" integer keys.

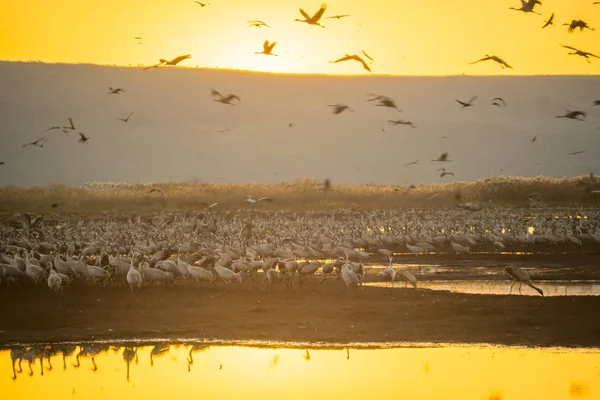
[
  {"left": 295, "top": 3, "right": 327, "bottom": 27},
  {"left": 505, "top": 266, "right": 544, "bottom": 296}
]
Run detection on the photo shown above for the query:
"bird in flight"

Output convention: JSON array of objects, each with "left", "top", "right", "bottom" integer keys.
[
  {"left": 330, "top": 54, "right": 371, "bottom": 72},
  {"left": 361, "top": 49, "right": 374, "bottom": 64},
  {"left": 440, "top": 170, "right": 455, "bottom": 178},
  {"left": 563, "top": 19, "right": 595, "bottom": 33},
  {"left": 560, "top": 44, "right": 599, "bottom": 62},
  {"left": 367, "top": 94, "right": 401, "bottom": 111},
  {"left": 197, "top": 201, "right": 219, "bottom": 208},
  {"left": 244, "top": 195, "right": 274, "bottom": 206},
  {"left": 78, "top": 133, "right": 90, "bottom": 143},
  {"left": 116, "top": 112, "right": 134, "bottom": 123},
  {"left": 44, "top": 125, "right": 62, "bottom": 132},
  {"left": 469, "top": 55, "right": 513, "bottom": 69},
  {"left": 531, "top": 136, "right": 537, "bottom": 142},
  {"left": 388, "top": 120, "right": 416, "bottom": 128},
  {"left": 569, "top": 151, "right": 585, "bottom": 155},
  {"left": 149, "top": 188, "right": 164, "bottom": 195},
  {"left": 556, "top": 110, "right": 586, "bottom": 121},
  {"left": 22, "top": 137, "right": 47, "bottom": 148},
  {"left": 492, "top": 97, "right": 507, "bottom": 106},
  {"left": 109, "top": 87, "right": 124, "bottom": 94},
  {"left": 432, "top": 153, "right": 451, "bottom": 162},
  {"left": 0, "top": 161, "right": 4, "bottom": 165},
  {"left": 439, "top": 136, "right": 451, "bottom": 140},
  {"left": 328, "top": 104, "right": 353, "bottom": 114},
  {"left": 327, "top": 14, "right": 351, "bottom": 20},
  {"left": 145, "top": 54, "right": 191, "bottom": 70},
  {"left": 211, "top": 89, "right": 241, "bottom": 106},
  {"left": 542, "top": 13, "right": 554, "bottom": 28},
  {"left": 456, "top": 96, "right": 478, "bottom": 108},
  {"left": 404, "top": 160, "right": 419, "bottom": 167},
  {"left": 509, "top": 0, "right": 542, "bottom": 14},
  {"left": 592, "top": 100, "right": 600, "bottom": 106},
  {"left": 247, "top": 20, "right": 270, "bottom": 28},
  {"left": 63, "top": 117, "right": 76, "bottom": 131},
  {"left": 255, "top": 40, "right": 278, "bottom": 56},
  {"left": 295, "top": 3, "right": 327, "bottom": 27},
  {"left": 194, "top": 2, "right": 209, "bottom": 6}
]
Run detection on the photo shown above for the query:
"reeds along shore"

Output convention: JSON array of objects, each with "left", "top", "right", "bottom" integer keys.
[{"left": 0, "top": 176, "right": 599, "bottom": 214}]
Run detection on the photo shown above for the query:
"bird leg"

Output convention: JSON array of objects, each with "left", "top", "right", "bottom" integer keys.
[{"left": 509, "top": 280, "right": 515, "bottom": 294}]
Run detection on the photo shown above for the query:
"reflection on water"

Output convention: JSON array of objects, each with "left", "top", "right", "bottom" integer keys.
[
  {"left": 1, "top": 342, "right": 599, "bottom": 399},
  {"left": 366, "top": 280, "right": 600, "bottom": 296}
]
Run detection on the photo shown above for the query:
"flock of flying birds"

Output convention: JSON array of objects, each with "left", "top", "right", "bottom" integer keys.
[{"left": 3, "top": 1, "right": 600, "bottom": 179}]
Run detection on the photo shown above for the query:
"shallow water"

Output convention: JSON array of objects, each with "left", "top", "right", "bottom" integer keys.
[
  {"left": 365, "top": 280, "right": 600, "bottom": 296},
  {"left": 1, "top": 342, "right": 599, "bottom": 399}
]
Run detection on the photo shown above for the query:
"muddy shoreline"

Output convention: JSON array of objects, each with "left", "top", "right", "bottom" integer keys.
[{"left": 1, "top": 283, "right": 599, "bottom": 348}]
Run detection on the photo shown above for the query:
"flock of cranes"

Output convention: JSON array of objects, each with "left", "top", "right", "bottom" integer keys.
[{"left": 4, "top": 206, "right": 599, "bottom": 300}]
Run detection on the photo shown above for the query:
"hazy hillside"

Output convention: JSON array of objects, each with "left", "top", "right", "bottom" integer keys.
[{"left": 0, "top": 62, "right": 598, "bottom": 187}]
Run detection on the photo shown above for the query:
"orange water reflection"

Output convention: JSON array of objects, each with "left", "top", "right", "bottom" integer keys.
[{"left": 1, "top": 344, "right": 598, "bottom": 399}]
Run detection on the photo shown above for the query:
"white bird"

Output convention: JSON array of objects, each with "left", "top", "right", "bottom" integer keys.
[
  {"left": 380, "top": 257, "right": 396, "bottom": 287},
  {"left": 47, "top": 269, "right": 63, "bottom": 292},
  {"left": 505, "top": 266, "right": 544, "bottom": 296},
  {"left": 126, "top": 253, "right": 142, "bottom": 297},
  {"left": 244, "top": 195, "right": 274, "bottom": 206},
  {"left": 214, "top": 265, "right": 242, "bottom": 286},
  {"left": 340, "top": 263, "right": 359, "bottom": 292}
]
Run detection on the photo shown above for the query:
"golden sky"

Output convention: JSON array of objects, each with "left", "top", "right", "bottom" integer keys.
[{"left": 1, "top": 0, "right": 600, "bottom": 75}]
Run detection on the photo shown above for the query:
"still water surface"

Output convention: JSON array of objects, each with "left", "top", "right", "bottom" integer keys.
[{"left": 1, "top": 342, "right": 599, "bottom": 399}]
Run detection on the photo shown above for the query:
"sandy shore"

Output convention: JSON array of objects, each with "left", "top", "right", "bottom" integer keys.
[{"left": 1, "top": 282, "right": 599, "bottom": 348}]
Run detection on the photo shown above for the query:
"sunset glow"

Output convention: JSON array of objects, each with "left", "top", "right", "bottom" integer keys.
[{"left": 2, "top": 0, "right": 600, "bottom": 75}]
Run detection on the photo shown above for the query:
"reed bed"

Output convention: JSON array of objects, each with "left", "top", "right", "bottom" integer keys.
[{"left": 0, "top": 176, "right": 598, "bottom": 214}]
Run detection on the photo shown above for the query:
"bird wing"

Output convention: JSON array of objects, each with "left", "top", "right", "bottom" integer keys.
[
  {"left": 587, "top": 52, "right": 600, "bottom": 58},
  {"left": 256, "top": 197, "right": 274, "bottom": 202},
  {"left": 224, "top": 94, "right": 241, "bottom": 102},
  {"left": 170, "top": 54, "right": 191, "bottom": 65},
  {"left": 361, "top": 49, "right": 374, "bottom": 62},
  {"left": 560, "top": 43, "right": 578, "bottom": 51},
  {"left": 68, "top": 117, "right": 75, "bottom": 129},
  {"left": 79, "top": 133, "right": 86, "bottom": 140},
  {"left": 262, "top": 40, "right": 270, "bottom": 51},
  {"left": 331, "top": 55, "right": 353, "bottom": 63},
  {"left": 127, "top": 112, "right": 134, "bottom": 119},
  {"left": 268, "top": 41, "right": 277, "bottom": 51},
  {"left": 468, "top": 57, "right": 488, "bottom": 64},
  {"left": 299, "top": 8, "right": 311, "bottom": 20},
  {"left": 468, "top": 95, "right": 478, "bottom": 104},
  {"left": 357, "top": 56, "right": 371, "bottom": 72},
  {"left": 455, "top": 99, "right": 468, "bottom": 106},
  {"left": 428, "top": 193, "right": 441, "bottom": 200},
  {"left": 311, "top": 3, "right": 327, "bottom": 21},
  {"left": 211, "top": 89, "right": 223, "bottom": 99}
]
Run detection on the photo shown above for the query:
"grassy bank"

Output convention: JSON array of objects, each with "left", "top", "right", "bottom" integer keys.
[{"left": 0, "top": 176, "right": 598, "bottom": 214}]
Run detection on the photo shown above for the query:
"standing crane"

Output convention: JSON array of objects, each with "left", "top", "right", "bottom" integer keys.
[{"left": 505, "top": 266, "right": 544, "bottom": 296}]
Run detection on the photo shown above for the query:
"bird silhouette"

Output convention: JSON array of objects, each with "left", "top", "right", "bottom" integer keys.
[
  {"left": 295, "top": 3, "right": 327, "bottom": 27},
  {"left": 44, "top": 126, "right": 61, "bottom": 132},
  {"left": 247, "top": 20, "right": 270, "bottom": 28},
  {"left": 327, "top": 14, "right": 351, "bottom": 20},
  {"left": 194, "top": 2, "right": 209, "bottom": 7},
  {"left": 432, "top": 153, "right": 451, "bottom": 162},
  {"left": 469, "top": 55, "right": 513, "bottom": 69},
  {"left": 509, "top": 0, "right": 542, "bottom": 14},
  {"left": 108, "top": 87, "right": 124, "bottom": 94},
  {"left": 542, "top": 13, "right": 554, "bottom": 28},
  {"left": 531, "top": 136, "right": 537, "bottom": 142},
  {"left": 456, "top": 96, "right": 478, "bottom": 108},
  {"left": 592, "top": 100, "right": 600, "bottom": 106},
  {"left": 22, "top": 137, "right": 47, "bottom": 148},
  {"left": 367, "top": 94, "right": 401, "bottom": 111},
  {"left": 492, "top": 97, "right": 507, "bottom": 106},
  {"left": 388, "top": 119, "right": 416, "bottom": 128},
  {"left": 149, "top": 188, "right": 164, "bottom": 196},
  {"left": 569, "top": 151, "right": 585, "bottom": 155},
  {"left": 78, "top": 133, "right": 90, "bottom": 143},
  {"left": 328, "top": 104, "right": 353, "bottom": 114},
  {"left": 556, "top": 110, "right": 586, "bottom": 121},
  {"left": 404, "top": 160, "right": 419, "bottom": 167},
  {"left": 330, "top": 54, "right": 371, "bottom": 72},
  {"left": 63, "top": 117, "right": 76, "bottom": 131},
  {"left": 211, "top": 89, "right": 241, "bottom": 105},
  {"left": 146, "top": 55, "right": 191, "bottom": 70},
  {"left": 255, "top": 40, "right": 277, "bottom": 56},
  {"left": 361, "top": 49, "right": 374, "bottom": 63},
  {"left": 563, "top": 19, "right": 594, "bottom": 33},
  {"left": 116, "top": 112, "right": 134, "bottom": 123},
  {"left": 560, "top": 44, "right": 599, "bottom": 62},
  {"left": 440, "top": 171, "right": 455, "bottom": 178}
]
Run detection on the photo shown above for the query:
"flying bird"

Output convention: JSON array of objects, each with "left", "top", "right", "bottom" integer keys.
[
  {"left": 294, "top": 3, "right": 327, "bottom": 27},
  {"left": 531, "top": 136, "right": 537, "bottom": 142},
  {"left": 569, "top": 151, "right": 585, "bottom": 155},
  {"left": 560, "top": 44, "right": 600, "bottom": 62},
  {"left": 542, "top": 13, "right": 554, "bottom": 28},
  {"left": 556, "top": 110, "right": 586, "bottom": 121},
  {"left": 404, "top": 160, "right": 419, "bottom": 167},
  {"left": 78, "top": 133, "right": 90, "bottom": 143},
  {"left": 492, "top": 97, "right": 507, "bottom": 106},
  {"left": 149, "top": 188, "right": 164, "bottom": 196},
  {"left": 44, "top": 126, "right": 62, "bottom": 132},
  {"left": 327, "top": 14, "right": 351, "bottom": 20},
  {"left": 592, "top": 100, "right": 600, "bottom": 106},
  {"left": 563, "top": 19, "right": 594, "bottom": 33},
  {"left": 469, "top": 55, "right": 513, "bottom": 69},
  {"left": 456, "top": 96, "right": 478, "bottom": 108},
  {"left": 22, "top": 137, "right": 47, "bottom": 148},
  {"left": 146, "top": 55, "right": 191, "bottom": 70},
  {"left": 361, "top": 49, "right": 374, "bottom": 63},
  {"left": 388, "top": 120, "right": 416, "bottom": 128},
  {"left": 116, "top": 112, "right": 134, "bottom": 123},
  {"left": 255, "top": 40, "right": 277, "bottom": 56},
  {"left": 194, "top": 2, "right": 209, "bottom": 6},
  {"left": 440, "top": 171, "right": 455, "bottom": 178},
  {"left": 328, "top": 104, "right": 353, "bottom": 114},
  {"left": 330, "top": 54, "right": 371, "bottom": 72},
  {"left": 247, "top": 20, "right": 270, "bottom": 28},
  {"left": 367, "top": 94, "right": 401, "bottom": 111},
  {"left": 432, "top": 153, "right": 451, "bottom": 162},
  {"left": 109, "top": 87, "right": 124, "bottom": 94},
  {"left": 395, "top": 185, "right": 416, "bottom": 195},
  {"left": 509, "top": 0, "right": 542, "bottom": 14},
  {"left": 197, "top": 201, "right": 219, "bottom": 208},
  {"left": 244, "top": 195, "right": 274, "bottom": 206},
  {"left": 211, "top": 89, "right": 241, "bottom": 105},
  {"left": 63, "top": 117, "right": 76, "bottom": 131}
]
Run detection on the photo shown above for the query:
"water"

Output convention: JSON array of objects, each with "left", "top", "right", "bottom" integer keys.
[
  {"left": 1, "top": 342, "right": 599, "bottom": 399},
  {"left": 365, "top": 280, "right": 600, "bottom": 296}
]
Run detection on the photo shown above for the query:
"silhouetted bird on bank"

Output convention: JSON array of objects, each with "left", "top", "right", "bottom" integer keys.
[
  {"left": 330, "top": 54, "right": 371, "bottom": 72},
  {"left": 469, "top": 55, "right": 513, "bottom": 69},
  {"left": 211, "top": 89, "right": 241, "bottom": 105},
  {"left": 255, "top": 40, "right": 278, "bottom": 56},
  {"left": 294, "top": 3, "right": 327, "bottom": 27},
  {"left": 456, "top": 96, "right": 478, "bottom": 108}
]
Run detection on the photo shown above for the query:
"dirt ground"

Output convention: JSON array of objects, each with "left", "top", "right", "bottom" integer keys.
[{"left": 1, "top": 278, "right": 599, "bottom": 348}]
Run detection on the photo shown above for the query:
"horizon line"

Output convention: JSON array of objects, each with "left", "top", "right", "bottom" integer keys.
[{"left": 2, "top": 60, "right": 600, "bottom": 79}]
